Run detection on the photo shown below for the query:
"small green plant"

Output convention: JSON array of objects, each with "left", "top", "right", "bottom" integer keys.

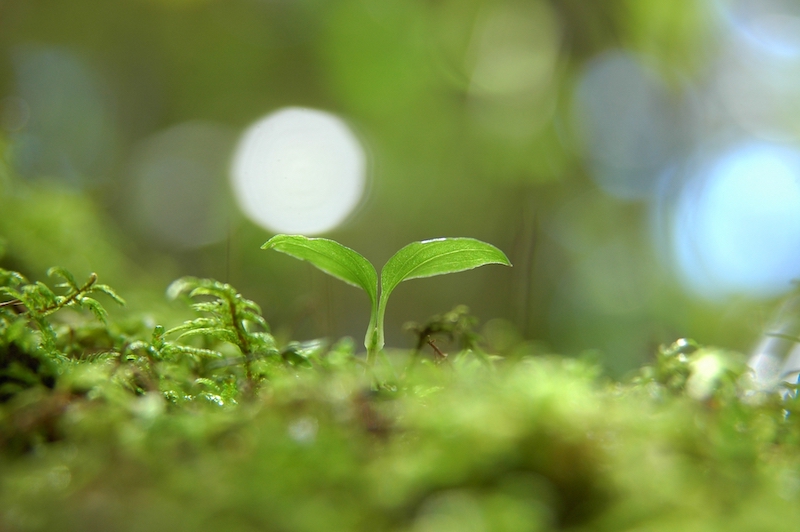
[
  {"left": 0, "top": 267, "right": 284, "bottom": 409},
  {"left": 262, "top": 235, "right": 511, "bottom": 362},
  {"left": 165, "top": 277, "right": 278, "bottom": 382},
  {"left": 0, "top": 267, "right": 125, "bottom": 355},
  {"left": 0, "top": 267, "right": 125, "bottom": 403}
]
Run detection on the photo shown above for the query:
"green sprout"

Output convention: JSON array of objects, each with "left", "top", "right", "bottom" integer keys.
[{"left": 262, "top": 235, "right": 511, "bottom": 363}]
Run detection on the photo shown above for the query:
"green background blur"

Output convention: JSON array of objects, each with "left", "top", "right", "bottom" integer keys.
[{"left": 0, "top": 0, "right": 775, "bottom": 374}]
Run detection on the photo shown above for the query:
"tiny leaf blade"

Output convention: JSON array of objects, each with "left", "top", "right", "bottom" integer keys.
[
  {"left": 380, "top": 237, "right": 511, "bottom": 305},
  {"left": 262, "top": 235, "right": 377, "bottom": 305}
]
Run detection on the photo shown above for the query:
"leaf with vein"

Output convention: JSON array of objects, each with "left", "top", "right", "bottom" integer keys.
[
  {"left": 262, "top": 235, "right": 378, "bottom": 307},
  {"left": 380, "top": 237, "right": 511, "bottom": 308}
]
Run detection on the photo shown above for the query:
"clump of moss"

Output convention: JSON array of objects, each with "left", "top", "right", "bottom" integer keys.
[{"left": 2, "top": 267, "right": 800, "bottom": 531}]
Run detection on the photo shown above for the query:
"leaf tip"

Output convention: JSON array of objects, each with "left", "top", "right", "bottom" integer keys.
[
  {"left": 260, "top": 236, "right": 280, "bottom": 250},
  {"left": 262, "top": 234, "right": 302, "bottom": 250}
]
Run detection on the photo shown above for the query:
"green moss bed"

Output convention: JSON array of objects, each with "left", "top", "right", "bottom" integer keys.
[{"left": 2, "top": 268, "right": 800, "bottom": 532}]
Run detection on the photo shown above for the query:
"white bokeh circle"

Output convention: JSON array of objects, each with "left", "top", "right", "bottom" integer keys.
[{"left": 231, "top": 107, "right": 366, "bottom": 235}]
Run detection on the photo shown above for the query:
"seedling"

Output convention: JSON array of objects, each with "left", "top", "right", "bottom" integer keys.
[{"left": 262, "top": 235, "right": 511, "bottom": 363}]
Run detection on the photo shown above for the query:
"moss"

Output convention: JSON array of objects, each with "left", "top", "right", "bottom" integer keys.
[{"left": 2, "top": 268, "right": 800, "bottom": 531}]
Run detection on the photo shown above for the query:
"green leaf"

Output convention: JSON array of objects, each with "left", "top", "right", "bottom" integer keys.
[
  {"left": 0, "top": 269, "right": 27, "bottom": 287},
  {"left": 375, "top": 238, "right": 511, "bottom": 350},
  {"left": 380, "top": 237, "right": 511, "bottom": 301},
  {"left": 191, "top": 301, "right": 224, "bottom": 314},
  {"left": 194, "top": 378, "right": 221, "bottom": 393},
  {"left": 189, "top": 286, "right": 231, "bottom": 300},
  {"left": 177, "top": 327, "right": 239, "bottom": 344},
  {"left": 79, "top": 297, "right": 109, "bottom": 323},
  {"left": 0, "top": 286, "right": 24, "bottom": 302},
  {"left": 239, "top": 310, "right": 269, "bottom": 331},
  {"left": 165, "top": 344, "right": 224, "bottom": 359},
  {"left": 34, "top": 282, "right": 57, "bottom": 305},
  {"left": 166, "top": 277, "right": 200, "bottom": 300},
  {"left": 240, "top": 298, "right": 263, "bottom": 315},
  {"left": 262, "top": 235, "right": 378, "bottom": 306},
  {"left": 47, "top": 267, "right": 79, "bottom": 290},
  {"left": 93, "top": 284, "right": 126, "bottom": 306},
  {"left": 165, "top": 318, "right": 220, "bottom": 337}
]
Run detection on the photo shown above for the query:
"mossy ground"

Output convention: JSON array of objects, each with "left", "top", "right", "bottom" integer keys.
[{"left": 2, "top": 269, "right": 800, "bottom": 532}]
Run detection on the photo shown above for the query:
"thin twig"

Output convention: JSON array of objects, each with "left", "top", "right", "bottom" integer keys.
[{"left": 426, "top": 336, "right": 447, "bottom": 363}]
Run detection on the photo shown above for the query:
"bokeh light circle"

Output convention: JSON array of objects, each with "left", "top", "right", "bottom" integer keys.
[
  {"left": 670, "top": 142, "right": 800, "bottom": 299},
  {"left": 715, "top": 0, "right": 800, "bottom": 58},
  {"left": 230, "top": 107, "right": 367, "bottom": 235},
  {"left": 572, "top": 50, "right": 679, "bottom": 200},
  {"left": 129, "top": 122, "right": 235, "bottom": 249}
]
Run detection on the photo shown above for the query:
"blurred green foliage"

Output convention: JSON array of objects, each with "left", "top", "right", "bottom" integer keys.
[{"left": 0, "top": 0, "right": 770, "bottom": 375}]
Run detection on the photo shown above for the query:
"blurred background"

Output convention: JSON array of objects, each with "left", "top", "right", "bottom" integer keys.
[{"left": 2, "top": 0, "right": 800, "bottom": 374}]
